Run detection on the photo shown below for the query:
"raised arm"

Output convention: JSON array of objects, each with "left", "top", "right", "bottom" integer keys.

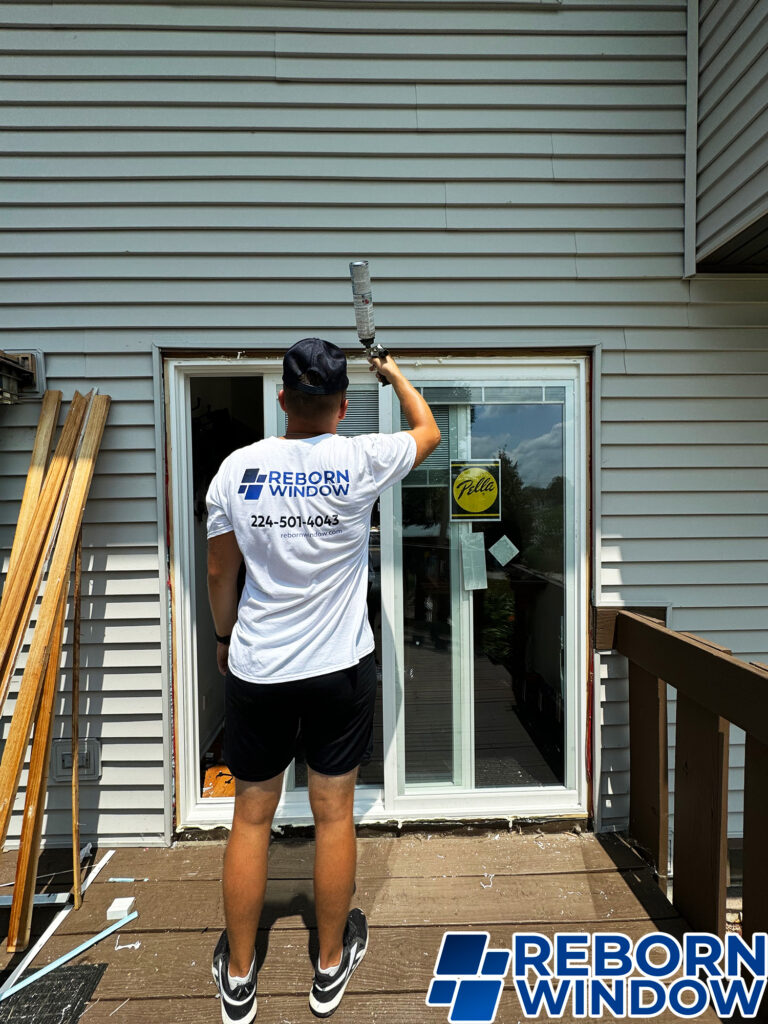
[{"left": 368, "top": 354, "right": 441, "bottom": 468}]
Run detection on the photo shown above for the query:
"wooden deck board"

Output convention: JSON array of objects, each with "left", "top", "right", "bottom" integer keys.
[
  {"left": 70, "top": 990, "right": 724, "bottom": 1024},
  {"left": 0, "top": 832, "right": 722, "bottom": 1023},
  {"left": 0, "top": 831, "right": 646, "bottom": 886},
  {"left": 30, "top": 870, "right": 674, "bottom": 935},
  {"left": 26, "top": 919, "right": 700, "bottom": 1001}
]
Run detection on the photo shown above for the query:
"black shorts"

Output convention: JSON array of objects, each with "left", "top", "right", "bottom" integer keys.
[{"left": 223, "top": 651, "right": 377, "bottom": 782}]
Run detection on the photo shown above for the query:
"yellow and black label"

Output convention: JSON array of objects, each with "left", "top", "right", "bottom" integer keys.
[{"left": 450, "top": 460, "right": 501, "bottom": 521}]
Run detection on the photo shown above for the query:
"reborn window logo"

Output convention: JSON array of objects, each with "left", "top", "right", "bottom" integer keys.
[
  {"left": 426, "top": 932, "right": 511, "bottom": 1023},
  {"left": 429, "top": 930, "right": 768, "bottom": 1023},
  {"left": 238, "top": 468, "right": 267, "bottom": 500}
]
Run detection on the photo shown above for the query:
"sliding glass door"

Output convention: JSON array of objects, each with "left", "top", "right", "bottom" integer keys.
[
  {"left": 386, "top": 365, "right": 585, "bottom": 816},
  {"left": 398, "top": 385, "right": 569, "bottom": 795},
  {"left": 171, "top": 356, "right": 587, "bottom": 829}
]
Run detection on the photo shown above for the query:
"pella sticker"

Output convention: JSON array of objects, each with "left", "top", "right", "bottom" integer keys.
[{"left": 450, "top": 460, "right": 501, "bottom": 522}]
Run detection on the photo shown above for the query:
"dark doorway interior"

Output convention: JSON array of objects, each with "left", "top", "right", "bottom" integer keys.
[{"left": 190, "top": 375, "right": 263, "bottom": 796}]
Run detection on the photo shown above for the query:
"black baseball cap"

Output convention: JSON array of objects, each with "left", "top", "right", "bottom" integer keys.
[{"left": 282, "top": 337, "right": 349, "bottom": 395}]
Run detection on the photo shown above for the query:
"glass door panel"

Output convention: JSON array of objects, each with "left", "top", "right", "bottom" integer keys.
[
  {"left": 400, "top": 407, "right": 465, "bottom": 785},
  {"left": 398, "top": 382, "right": 570, "bottom": 794},
  {"left": 401, "top": 478, "right": 454, "bottom": 783},
  {"left": 403, "top": 405, "right": 475, "bottom": 782},
  {"left": 469, "top": 399, "right": 565, "bottom": 787}
]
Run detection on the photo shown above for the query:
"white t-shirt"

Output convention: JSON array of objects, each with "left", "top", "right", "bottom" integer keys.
[{"left": 206, "top": 430, "right": 417, "bottom": 684}]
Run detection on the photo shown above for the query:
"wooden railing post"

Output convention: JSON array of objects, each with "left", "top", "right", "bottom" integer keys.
[
  {"left": 672, "top": 692, "right": 729, "bottom": 935},
  {"left": 628, "top": 660, "right": 668, "bottom": 887},
  {"left": 743, "top": 733, "right": 768, "bottom": 941},
  {"left": 603, "top": 608, "right": 768, "bottom": 981},
  {"left": 744, "top": 733, "right": 768, "bottom": 1021}
]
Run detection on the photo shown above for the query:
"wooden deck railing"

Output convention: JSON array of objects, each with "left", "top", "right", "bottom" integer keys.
[{"left": 595, "top": 608, "right": 768, "bottom": 942}]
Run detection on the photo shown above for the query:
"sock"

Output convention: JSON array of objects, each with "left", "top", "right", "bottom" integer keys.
[
  {"left": 318, "top": 955, "right": 342, "bottom": 976},
  {"left": 228, "top": 955, "right": 255, "bottom": 987}
]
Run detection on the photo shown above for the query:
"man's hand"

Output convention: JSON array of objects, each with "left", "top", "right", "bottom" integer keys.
[
  {"left": 367, "top": 352, "right": 401, "bottom": 385},
  {"left": 216, "top": 641, "right": 230, "bottom": 677},
  {"left": 368, "top": 355, "right": 441, "bottom": 468}
]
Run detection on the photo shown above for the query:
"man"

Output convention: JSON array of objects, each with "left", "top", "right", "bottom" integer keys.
[{"left": 206, "top": 337, "right": 440, "bottom": 1023}]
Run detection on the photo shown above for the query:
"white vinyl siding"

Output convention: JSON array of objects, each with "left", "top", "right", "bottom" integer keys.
[
  {"left": 696, "top": 0, "right": 768, "bottom": 260},
  {"left": 0, "top": 0, "right": 765, "bottom": 845}
]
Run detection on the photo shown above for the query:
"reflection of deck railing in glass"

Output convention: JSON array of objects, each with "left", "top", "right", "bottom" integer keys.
[{"left": 595, "top": 608, "right": 768, "bottom": 948}]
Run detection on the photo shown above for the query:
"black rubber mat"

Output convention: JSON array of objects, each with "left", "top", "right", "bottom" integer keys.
[{"left": 0, "top": 962, "right": 107, "bottom": 1022}]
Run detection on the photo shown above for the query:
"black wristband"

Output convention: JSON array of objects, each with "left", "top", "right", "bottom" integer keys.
[{"left": 215, "top": 632, "right": 231, "bottom": 645}]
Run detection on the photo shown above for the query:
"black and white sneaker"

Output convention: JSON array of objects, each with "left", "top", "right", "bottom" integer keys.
[
  {"left": 211, "top": 929, "right": 258, "bottom": 1024},
  {"left": 309, "top": 908, "right": 368, "bottom": 1018}
]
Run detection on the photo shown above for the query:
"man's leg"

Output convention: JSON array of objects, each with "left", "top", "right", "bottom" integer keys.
[
  {"left": 223, "top": 772, "right": 284, "bottom": 977},
  {"left": 307, "top": 766, "right": 358, "bottom": 970}
]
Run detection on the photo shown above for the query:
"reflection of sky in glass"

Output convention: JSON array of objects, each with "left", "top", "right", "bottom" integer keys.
[{"left": 471, "top": 405, "right": 563, "bottom": 488}]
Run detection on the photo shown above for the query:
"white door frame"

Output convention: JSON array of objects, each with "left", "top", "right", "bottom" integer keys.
[{"left": 166, "top": 354, "right": 589, "bottom": 829}]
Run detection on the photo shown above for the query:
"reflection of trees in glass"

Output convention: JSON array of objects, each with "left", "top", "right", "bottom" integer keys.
[
  {"left": 479, "top": 581, "right": 515, "bottom": 663},
  {"left": 402, "top": 486, "right": 446, "bottom": 532},
  {"left": 525, "top": 474, "right": 564, "bottom": 574},
  {"left": 487, "top": 451, "right": 563, "bottom": 575}
]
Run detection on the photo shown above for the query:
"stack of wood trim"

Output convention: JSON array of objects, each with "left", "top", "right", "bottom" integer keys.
[
  {"left": 0, "top": 391, "right": 87, "bottom": 706},
  {"left": 0, "top": 390, "right": 111, "bottom": 951}
]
